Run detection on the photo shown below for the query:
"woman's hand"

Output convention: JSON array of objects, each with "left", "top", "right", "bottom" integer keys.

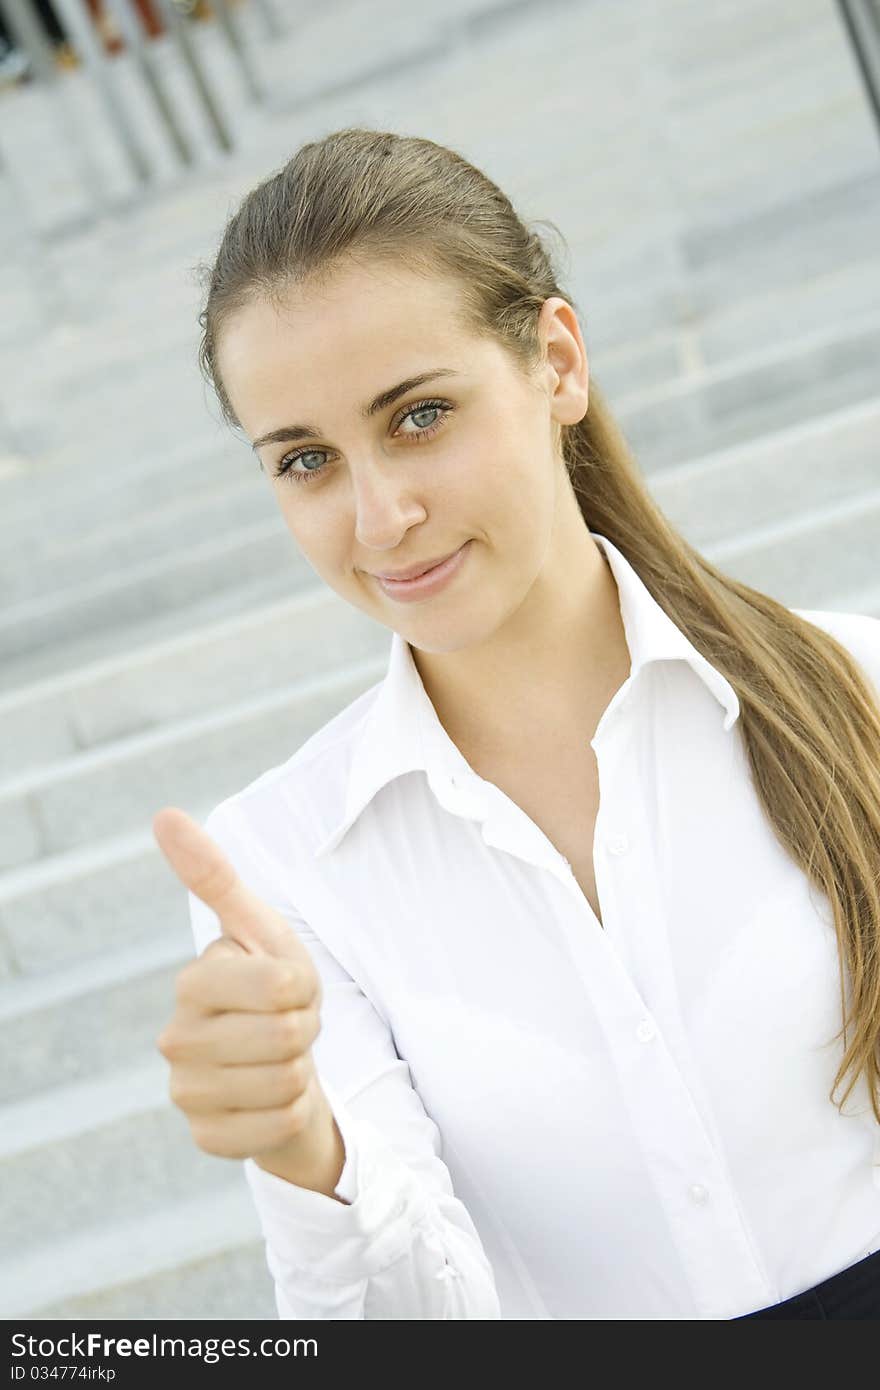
[{"left": 152, "top": 807, "right": 335, "bottom": 1182}]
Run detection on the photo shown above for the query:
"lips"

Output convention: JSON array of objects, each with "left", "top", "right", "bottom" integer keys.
[
  {"left": 374, "top": 541, "right": 471, "bottom": 601},
  {"left": 375, "top": 550, "right": 459, "bottom": 581}
]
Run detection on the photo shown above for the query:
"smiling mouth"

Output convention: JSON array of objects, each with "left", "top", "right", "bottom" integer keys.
[
  {"left": 375, "top": 554, "right": 454, "bottom": 580},
  {"left": 370, "top": 541, "right": 472, "bottom": 598}
]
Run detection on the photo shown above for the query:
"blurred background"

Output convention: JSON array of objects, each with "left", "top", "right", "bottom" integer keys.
[{"left": 0, "top": 0, "right": 878, "bottom": 1320}]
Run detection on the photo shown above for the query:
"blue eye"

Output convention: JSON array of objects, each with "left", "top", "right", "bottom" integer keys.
[{"left": 273, "top": 398, "right": 453, "bottom": 485}]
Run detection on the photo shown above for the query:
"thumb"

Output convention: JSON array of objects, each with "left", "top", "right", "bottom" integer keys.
[{"left": 153, "top": 806, "right": 299, "bottom": 959}]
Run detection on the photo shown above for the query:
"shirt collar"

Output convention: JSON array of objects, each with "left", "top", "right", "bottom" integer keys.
[{"left": 313, "top": 531, "right": 740, "bottom": 859}]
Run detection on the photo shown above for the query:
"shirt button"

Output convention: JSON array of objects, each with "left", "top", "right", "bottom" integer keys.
[
  {"left": 635, "top": 1018, "right": 656, "bottom": 1043},
  {"left": 607, "top": 833, "right": 629, "bottom": 855},
  {"left": 689, "top": 1184, "right": 710, "bottom": 1205}
]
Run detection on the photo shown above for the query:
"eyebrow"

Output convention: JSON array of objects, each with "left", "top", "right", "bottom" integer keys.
[{"left": 250, "top": 368, "right": 461, "bottom": 454}]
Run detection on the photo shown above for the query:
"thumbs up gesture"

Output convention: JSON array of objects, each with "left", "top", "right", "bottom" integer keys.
[{"left": 153, "top": 807, "right": 345, "bottom": 1195}]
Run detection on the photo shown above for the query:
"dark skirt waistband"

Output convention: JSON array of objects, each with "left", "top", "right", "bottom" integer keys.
[{"left": 733, "top": 1246, "right": 880, "bottom": 1319}]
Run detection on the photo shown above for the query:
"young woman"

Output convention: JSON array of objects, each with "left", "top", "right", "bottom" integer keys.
[{"left": 154, "top": 128, "right": 880, "bottom": 1320}]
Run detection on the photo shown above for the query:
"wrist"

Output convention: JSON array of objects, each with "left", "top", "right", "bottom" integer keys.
[{"left": 253, "top": 1087, "right": 349, "bottom": 1200}]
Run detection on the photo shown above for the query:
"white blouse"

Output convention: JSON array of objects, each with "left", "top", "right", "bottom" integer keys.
[{"left": 187, "top": 531, "right": 880, "bottom": 1320}]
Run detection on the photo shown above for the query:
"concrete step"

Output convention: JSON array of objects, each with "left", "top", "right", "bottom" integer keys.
[
  {"left": 569, "top": 174, "right": 880, "bottom": 365},
  {"left": 615, "top": 311, "right": 880, "bottom": 473},
  {"left": 0, "top": 1176, "right": 273, "bottom": 1320},
  {"left": 0, "top": 515, "right": 310, "bottom": 667},
  {"left": 0, "top": 1056, "right": 249, "bottom": 1257},
  {"left": 0, "top": 467, "right": 273, "bottom": 606},
  {"left": 651, "top": 395, "right": 880, "bottom": 548},
  {"left": 707, "top": 486, "right": 880, "bottom": 604},
  {"left": 16, "top": 1233, "right": 276, "bottom": 1321},
  {"left": 683, "top": 181, "right": 880, "bottom": 361},
  {"left": 0, "top": 933, "right": 194, "bottom": 1105},
  {"left": 0, "top": 570, "right": 302, "bottom": 696},
  {"left": 644, "top": 0, "right": 878, "bottom": 228},
  {"left": 0, "top": 649, "right": 388, "bottom": 873},
  {"left": 0, "top": 437, "right": 238, "bottom": 567},
  {"left": 590, "top": 245, "right": 880, "bottom": 406},
  {"left": 0, "top": 584, "right": 389, "bottom": 781},
  {"left": 0, "top": 814, "right": 212, "bottom": 983}
]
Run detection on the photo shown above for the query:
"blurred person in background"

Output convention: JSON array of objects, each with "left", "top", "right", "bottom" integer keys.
[
  {"left": 0, "top": 0, "right": 69, "bottom": 80},
  {"left": 0, "top": 0, "right": 217, "bottom": 78}
]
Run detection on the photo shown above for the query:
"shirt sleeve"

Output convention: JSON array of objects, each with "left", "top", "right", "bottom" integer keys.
[{"left": 185, "top": 800, "right": 502, "bottom": 1320}]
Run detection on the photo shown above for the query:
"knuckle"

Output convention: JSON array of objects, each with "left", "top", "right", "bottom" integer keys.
[
  {"left": 279, "top": 1093, "right": 310, "bottom": 1141},
  {"left": 266, "top": 963, "right": 297, "bottom": 1011},
  {"left": 174, "top": 965, "right": 198, "bottom": 1006},
  {"left": 300, "top": 1006, "right": 320, "bottom": 1048},
  {"left": 190, "top": 1118, "right": 238, "bottom": 1159},
  {"left": 282, "top": 1055, "right": 309, "bottom": 1099},
  {"left": 189, "top": 1117, "right": 215, "bottom": 1153},
  {"left": 201, "top": 938, "right": 242, "bottom": 969},
  {"left": 168, "top": 1073, "right": 191, "bottom": 1109},
  {"left": 275, "top": 1009, "right": 303, "bottom": 1054}
]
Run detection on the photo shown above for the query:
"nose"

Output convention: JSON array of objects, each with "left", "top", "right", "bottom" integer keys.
[{"left": 350, "top": 452, "right": 428, "bottom": 552}]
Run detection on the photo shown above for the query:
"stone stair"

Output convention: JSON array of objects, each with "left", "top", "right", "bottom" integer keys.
[{"left": 1, "top": 0, "right": 878, "bottom": 1320}]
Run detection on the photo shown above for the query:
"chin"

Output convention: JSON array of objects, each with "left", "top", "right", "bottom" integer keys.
[{"left": 404, "top": 610, "right": 497, "bottom": 656}]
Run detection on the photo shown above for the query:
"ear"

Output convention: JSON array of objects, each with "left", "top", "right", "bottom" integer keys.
[{"left": 537, "top": 296, "right": 589, "bottom": 427}]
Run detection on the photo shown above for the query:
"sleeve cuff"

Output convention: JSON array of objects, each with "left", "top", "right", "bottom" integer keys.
[{"left": 243, "top": 1081, "right": 433, "bottom": 1283}]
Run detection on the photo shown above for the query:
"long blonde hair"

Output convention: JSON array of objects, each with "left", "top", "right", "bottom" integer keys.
[{"left": 195, "top": 128, "right": 880, "bottom": 1124}]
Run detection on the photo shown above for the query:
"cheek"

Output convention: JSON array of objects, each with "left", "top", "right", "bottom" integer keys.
[
  {"left": 274, "top": 493, "right": 306, "bottom": 542},
  {"left": 481, "top": 442, "right": 552, "bottom": 526},
  {"left": 480, "top": 408, "right": 546, "bottom": 486},
  {"left": 275, "top": 497, "right": 334, "bottom": 565}
]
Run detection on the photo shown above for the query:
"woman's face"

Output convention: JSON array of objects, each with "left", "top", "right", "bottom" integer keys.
[{"left": 216, "top": 258, "right": 589, "bottom": 654}]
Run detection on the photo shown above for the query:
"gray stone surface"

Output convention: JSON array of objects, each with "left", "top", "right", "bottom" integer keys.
[
  {"left": 0, "top": 1059, "right": 236, "bottom": 1253},
  {"left": 28, "top": 1240, "right": 277, "bottom": 1321},
  {"left": 0, "top": 1182, "right": 271, "bottom": 1320},
  {"left": 653, "top": 399, "right": 880, "bottom": 549},
  {"left": 0, "top": 653, "right": 387, "bottom": 870},
  {"left": 0, "top": 519, "right": 307, "bottom": 664},
  {"left": 0, "top": 827, "right": 204, "bottom": 977},
  {"left": 0, "top": 587, "right": 388, "bottom": 778},
  {"left": 0, "top": 944, "right": 190, "bottom": 1103}
]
